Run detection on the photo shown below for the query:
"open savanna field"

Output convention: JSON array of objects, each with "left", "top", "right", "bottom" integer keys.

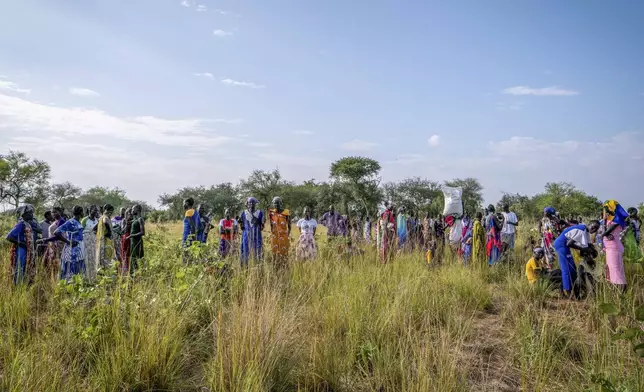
[{"left": 1, "top": 220, "right": 643, "bottom": 392}]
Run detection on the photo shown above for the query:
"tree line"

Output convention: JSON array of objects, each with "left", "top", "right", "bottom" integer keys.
[{"left": 1, "top": 150, "right": 621, "bottom": 222}]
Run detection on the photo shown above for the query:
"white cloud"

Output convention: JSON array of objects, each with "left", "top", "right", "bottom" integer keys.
[
  {"left": 196, "top": 4, "right": 207, "bottom": 12},
  {"left": 180, "top": 0, "right": 191, "bottom": 7},
  {"left": 69, "top": 87, "right": 100, "bottom": 97},
  {"left": 0, "top": 80, "right": 31, "bottom": 94},
  {"left": 428, "top": 134, "right": 440, "bottom": 147},
  {"left": 213, "top": 9, "right": 232, "bottom": 16},
  {"left": 220, "top": 78, "right": 265, "bottom": 89},
  {"left": 0, "top": 93, "right": 235, "bottom": 148},
  {"left": 194, "top": 72, "right": 214, "bottom": 80},
  {"left": 248, "top": 142, "right": 273, "bottom": 148},
  {"left": 502, "top": 85, "right": 579, "bottom": 96},
  {"left": 213, "top": 30, "right": 233, "bottom": 38},
  {"left": 341, "top": 139, "right": 378, "bottom": 151},
  {"left": 292, "top": 130, "right": 314, "bottom": 136},
  {"left": 495, "top": 101, "right": 524, "bottom": 111}
]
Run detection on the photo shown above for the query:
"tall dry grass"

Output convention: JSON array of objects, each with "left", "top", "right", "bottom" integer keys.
[{"left": 0, "top": 220, "right": 643, "bottom": 391}]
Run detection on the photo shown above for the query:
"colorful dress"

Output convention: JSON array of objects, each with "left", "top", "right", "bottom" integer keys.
[
  {"left": 321, "top": 212, "right": 341, "bottom": 238},
  {"left": 240, "top": 209, "right": 264, "bottom": 266},
  {"left": 111, "top": 216, "right": 124, "bottom": 262},
  {"left": 486, "top": 214, "right": 503, "bottom": 265},
  {"left": 540, "top": 216, "right": 560, "bottom": 265},
  {"left": 461, "top": 220, "right": 473, "bottom": 265},
  {"left": 363, "top": 220, "right": 372, "bottom": 244},
  {"left": 130, "top": 216, "right": 145, "bottom": 272},
  {"left": 95, "top": 214, "right": 115, "bottom": 269},
  {"left": 56, "top": 218, "right": 86, "bottom": 281},
  {"left": 604, "top": 200, "right": 628, "bottom": 285},
  {"left": 396, "top": 214, "right": 408, "bottom": 249},
  {"left": 296, "top": 218, "right": 317, "bottom": 261},
  {"left": 472, "top": 219, "right": 485, "bottom": 266},
  {"left": 379, "top": 210, "right": 396, "bottom": 263},
  {"left": 42, "top": 218, "right": 65, "bottom": 279},
  {"left": 268, "top": 209, "right": 290, "bottom": 264},
  {"left": 121, "top": 219, "right": 132, "bottom": 274},
  {"left": 6, "top": 220, "right": 35, "bottom": 284},
  {"left": 218, "top": 218, "right": 238, "bottom": 257},
  {"left": 81, "top": 217, "right": 98, "bottom": 281},
  {"left": 624, "top": 218, "right": 642, "bottom": 263},
  {"left": 182, "top": 208, "right": 199, "bottom": 246}
]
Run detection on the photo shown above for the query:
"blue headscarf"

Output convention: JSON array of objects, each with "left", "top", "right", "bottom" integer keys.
[{"left": 604, "top": 200, "right": 629, "bottom": 228}]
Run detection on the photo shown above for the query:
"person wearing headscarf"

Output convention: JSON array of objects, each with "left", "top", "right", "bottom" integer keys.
[
  {"left": 602, "top": 200, "right": 629, "bottom": 291},
  {"left": 461, "top": 215, "right": 473, "bottom": 265},
  {"left": 485, "top": 205, "right": 504, "bottom": 265},
  {"left": 268, "top": 196, "right": 291, "bottom": 266},
  {"left": 296, "top": 207, "right": 317, "bottom": 261},
  {"left": 624, "top": 207, "right": 642, "bottom": 263},
  {"left": 538, "top": 206, "right": 560, "bottom": 267},
  {"left": 379, "top": 202, "right": 396, "bottom": 264},
  {"left": 182, "top": 198, "right": 199, "bottom": 247},
  {"left": 5, "top": 204, "right": 36, "bottom": 284},
  {"left": 120, "top": 208, "right": 133, "bottom": 274},
  {"left": 42, "top": 206, "right": 66, "bottom": 279},
  {"left": 111, "top": 207, "right": 126, "bottom": 262},
  {"left": 240, "top": 197, "right": 264, "bottom": 267},
  {"left": 81, "top": 205, "right": 100, "bottom": 281},
  {"left": 94, "top": 204, "right": 115, "bottom": 269}
]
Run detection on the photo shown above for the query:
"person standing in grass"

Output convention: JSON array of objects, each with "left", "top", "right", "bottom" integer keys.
[
  {"left": 485, "top": 205, "right": 504, "bottom": 265},
  {"left": 37, "top": 210, "right": 54, "bottom": 257},
  {"left": 81, "top": 205, "right": 100, "bottom": 281},
  {"left": 5, "top": 204, "right": 36, "bottom": 284},
  {"left": 320, "top": 205, "right": 341, "bottom": 241},
  {"left": 501, "top": 204, "right": 519, "bottom": 254},
  {"left": 363, "top": 215, "right": 372, "bottom": 245},
  {"left": 396, "top": 207, "right": 409, "bottom": 251},
  {"left": 472, "top": 212, "right": 486, "bottom": 266},
  {"left": 120, "top": 208, "right": 132, "bottom": 274},
  {"left": 182, "top": 198, "right": 199, "bottom": 247},
  {"left": 94, "top": 204, "right": 115, "bottom": 269},
  {"left": 379, "top": 202, "right": 396, "bottom": 264},
  {"left": 461, "top": 216, "right": 473, "bottom": 265},
  {"left": 47, "top": 205, "right": 86, "bottom": 281},
  {"left": 268, "top": 196, "right": 291, "bottom": 266},
  {"left": 296, "top": 207, "right": 318, "bottom": 261},
  {"left": 554, "top": 220, "right": 599, "bottom": 297},
  {"left": 42, "top": 206, "right": 65, "bottom": 279},
  {"left": 624, "top": 207, "right": 642, "bottom": 263},
  {"left": 240, "top": 197, "right": 264, "bottom": 266},
  {"left": 111, "top": 207, "right": 125, "bottom": 263},
  {"left": 602, "top": 200, "right": 629, "bottom": 292},
  {"left": 218, "top": 208, "right": 238, "bottom": 258},
  {"left": 128, "top": 204, "right": 145, "bottom": 273}
]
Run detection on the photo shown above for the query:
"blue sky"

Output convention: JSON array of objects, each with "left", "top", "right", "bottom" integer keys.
[{"left": 1, "top": 0, "right": 643, "bottom": 207}]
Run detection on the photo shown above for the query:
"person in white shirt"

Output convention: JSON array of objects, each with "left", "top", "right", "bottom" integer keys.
[
  {"left": 501, "top": 204, "right": 519, "bottom": 251},
  {"left": 296, "top": 207, "right": 317, "bottom": 261}
]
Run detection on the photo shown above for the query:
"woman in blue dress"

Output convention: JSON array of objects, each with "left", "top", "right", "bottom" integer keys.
[
  {"left": 240, "top": 197, "right": 264, "bottom": 267},
  {"left": 5, "top": 204, "right": 36, "bottom": 284},
  {"left": 42, "top": 205, "right": 86, "bottom": 281},
  {"left": 182, "top": 198, "right": 200, "bottom": 247}
]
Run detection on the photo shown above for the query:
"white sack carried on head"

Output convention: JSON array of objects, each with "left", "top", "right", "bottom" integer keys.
[{"left": 442, "top": 186, "right": 463, "bottom": 216}]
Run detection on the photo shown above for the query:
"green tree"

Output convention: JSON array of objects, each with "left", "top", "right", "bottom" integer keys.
[
  {"left": 0, "top": 151, "right": 51, "bottom": 209},
  {"left": 532, "top": 182, "right": 601, "bottom": 218},
  {"left": 382, "top": 177, "right": 442, "bottom": 215},
  {"left": 444, "top": 177, "right": 483, "bottom": 215},
  {"left": 238, "top": 169, "right": 289, "bottom": 210},
  {"left": 497, "top": 193, "right": 539, "bottom": 220},
  {"left": 50, "top": 182, "right": 83, "bottom": 211},
  {"left": 159, "top": 184, "right": 242, "bottom": 220},
  {"left": 329, "top": 156, "right": 382, "bottom": 216},
  {"left": 77, "top": 186, "right": 132, "bottom": 210}
]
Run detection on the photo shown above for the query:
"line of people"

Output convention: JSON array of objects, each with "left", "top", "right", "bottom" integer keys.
[{"left": 5, "top": 203, "right": 145, "bottom": 284}]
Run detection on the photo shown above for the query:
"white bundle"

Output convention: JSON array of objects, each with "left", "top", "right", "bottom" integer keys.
[{"left": 442, "top": 186, "right": 463, "bottom": 217}]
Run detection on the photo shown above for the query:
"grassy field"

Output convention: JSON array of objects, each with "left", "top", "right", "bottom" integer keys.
[{"left": 1, "top": 221, "right": 643, "bottom": 391}]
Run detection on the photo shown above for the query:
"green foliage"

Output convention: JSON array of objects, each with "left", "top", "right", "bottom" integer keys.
[
  {"left": 533, "top": 182, "right": 602, "bottom": 219},
  {"left": 383, "top": 177, "right": 443, "bottom": 215},
  {"left": 329, "top": 156, "right": 382, "bottom": 216},
  {"left": 0, "top": 150, "right": 51, "bottom": 209}
]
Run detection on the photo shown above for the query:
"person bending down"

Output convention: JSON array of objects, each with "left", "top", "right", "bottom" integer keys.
[{"left": 553, "top": 220, "right": 600, "bottom": 298}]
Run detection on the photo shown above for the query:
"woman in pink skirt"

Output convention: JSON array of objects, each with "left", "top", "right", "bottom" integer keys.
[{"left": 602, "top": 200, "right": 629, "bottom": 293}]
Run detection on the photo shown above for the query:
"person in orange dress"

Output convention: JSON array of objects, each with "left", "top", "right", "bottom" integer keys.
[{"left": 268, "top": 196, "right": 291, "bottom": 266}]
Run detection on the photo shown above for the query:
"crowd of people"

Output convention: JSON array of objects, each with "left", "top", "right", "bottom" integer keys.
[
  {"left": 5, "top": 203, "right": 145, "bottom": 284},
  {"left": 4, "top": 194, "right": 642, "bottom": 299}
]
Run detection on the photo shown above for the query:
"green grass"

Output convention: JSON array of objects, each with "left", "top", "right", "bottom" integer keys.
[{"left": 1, "top": 221, "right": 643, "bottom": 391}]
